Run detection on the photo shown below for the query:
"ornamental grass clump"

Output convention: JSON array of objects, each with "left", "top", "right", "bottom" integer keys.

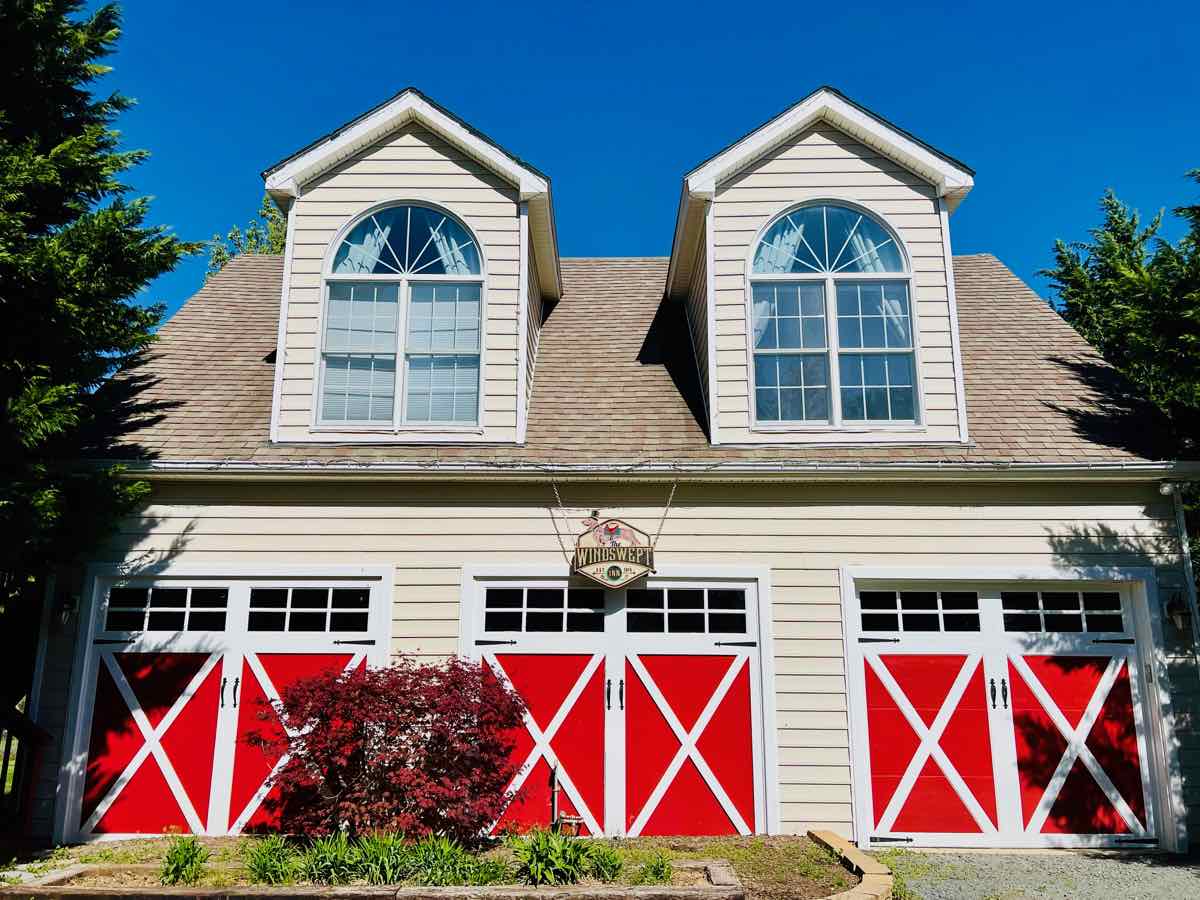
[
  {"left": 251, "top": 656, "right": 524, "bottom": 840},
  {"left": 298, "top": 833, "right": 359, "bottom": 885},
  {"left": 631, "top": 852, "right": 673, "bottom": 885},
  {"left": 510, "top": 829, "right": 592, "bottom": 886},
  {"left": 159, "top": 836, "right": 208, "bottom": 886},
  {"left": 243, "top": 835, "right": 298, "bottom": 885},
  {"left": 586, "top": 843, "right": 624, "bottom": 883},
  {"left": 356, "top": 832, "right": 413, "bottom": 885}
]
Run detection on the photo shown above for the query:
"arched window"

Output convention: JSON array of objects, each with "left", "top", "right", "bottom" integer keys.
[
  {"left": 320, "top": 204, "right": 483, "bottom": 426},
  {"left": 749, "top": 203, "right": 916, "bottom": 425}
]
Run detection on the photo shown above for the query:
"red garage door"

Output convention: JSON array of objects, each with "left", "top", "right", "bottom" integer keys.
[
  {"left": 71, "top": 579, "right": 382, "bottom": 839},
  {"left": 476, "top": 581, "right": 765, "bottom": 836},
  {"left": 854, "top": 585, "right": 1160, "bottom": 849}
]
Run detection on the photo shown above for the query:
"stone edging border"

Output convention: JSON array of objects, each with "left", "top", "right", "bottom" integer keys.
[{"left": 807, "top": 831, "right": 893, "bottom": 900}]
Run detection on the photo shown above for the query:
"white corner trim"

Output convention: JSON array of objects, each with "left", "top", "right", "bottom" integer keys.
[
  {"left": 28, "top": 573, "right": 56, "bottom": 721},
  {"left": 516, "top": 202, "right": 531, "bottom": 444},
  {"left": 938, "top": 197, "right": 970, "bottom": 444},
  {"left": 704, "top": 201, "right": 721, "bottom": 446},
  {"left": 686, "top": 89, "right": 973, "bottom": 201},
  {"left": 268, "top": 201, "right": 298, "bottom": 444},
  {"left": 264, "top": 91, "right": 548, "bottom": 200}
]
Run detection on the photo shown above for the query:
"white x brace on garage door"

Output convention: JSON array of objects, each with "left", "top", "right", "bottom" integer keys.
[
  {"left": 459, "top": 565, "right": 780, "bottom": 837},
  {"left": 841, "top": 566, "right": 1187, "bottom": 852}
]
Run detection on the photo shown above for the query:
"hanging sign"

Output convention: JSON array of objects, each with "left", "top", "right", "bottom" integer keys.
[{"left": 572, "top": 518, "right": 654, "bottom": 588}]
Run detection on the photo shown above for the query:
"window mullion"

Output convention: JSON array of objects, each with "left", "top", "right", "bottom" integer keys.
[
  {"left": 827, "top": 274, "right": 842, "bottom": 427},
  {"left": 395, "top": 276, "right": 408, "bottom": 430}
]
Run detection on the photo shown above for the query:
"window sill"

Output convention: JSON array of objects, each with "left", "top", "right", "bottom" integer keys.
[
  {"left": 750, "top": 422, "right": 926, "bottom": 434},
  {"left": 310, "top": 424, "right": 485, "bottom": 435}
]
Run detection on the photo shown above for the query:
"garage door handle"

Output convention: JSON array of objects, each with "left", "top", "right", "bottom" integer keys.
[
  {"left": 606, "top": 679, "right": 612, "bottom": 710},
  {"left": 989, "top": 678, "right": 997, "bottom": 709},
  {"left": 619, "top": 679, "right": 624, "bottom": 710},
  {"left": 1001, "top": 678, "right": 1008, "bottom": 710},
  {"left": 220, "top": 677, "right": 227, "bottom": 708},
  {"left": 232, "top": 677, "right": 240, "bottom": 708}
]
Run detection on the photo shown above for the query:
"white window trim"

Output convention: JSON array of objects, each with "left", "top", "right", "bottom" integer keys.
[
  {"left": 458, "top": 564, "right": 780, "bottom": 835},
  {"left": 839, "top": 564, "right": 1188, "bottom": 853},
  {"left": 743, "top": 201, "right": 927, "bottom": 434},
  {"left": 54, "top": 562, "right": 394, "bottom": 843},
  {"left": 311, "top": 202, "right": 488, "bottom": 433}
]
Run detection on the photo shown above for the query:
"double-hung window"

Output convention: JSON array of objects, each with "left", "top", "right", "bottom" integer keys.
[
  {"left": 749, "top": 203, "right": 918, "bottom": 426},
  {"left": 320, "top": 204, "right": 483, "bottom": 426}
]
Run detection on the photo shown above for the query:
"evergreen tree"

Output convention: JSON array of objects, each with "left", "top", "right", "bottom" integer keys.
[
  {"left": 0, "top": 0, "right": 197, "bottom": 699},
  {"left": 1043, "top": 172, "right": 1200, "bottom": 561}
]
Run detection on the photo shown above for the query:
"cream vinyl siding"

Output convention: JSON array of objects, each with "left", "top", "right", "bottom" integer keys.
[
  {"left": 711, "top": 124, "right": 962, "bottom": 443},
  {"left": 525, "top": 231, "right": 543, "bottom": 404},
  {"left": 277, "top": 123, "right": 521, "bottom": 442},
  {"left": 684, "top": 216, "right": 710, "bottom": 410},
  {"left": 33, "top": 479, "right": 1197, "bottom": 840}
]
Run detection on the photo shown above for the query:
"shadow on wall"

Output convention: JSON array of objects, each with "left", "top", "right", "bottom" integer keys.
[{"left": 1039, "top": 520, "right": 1197, "bottom": 847}]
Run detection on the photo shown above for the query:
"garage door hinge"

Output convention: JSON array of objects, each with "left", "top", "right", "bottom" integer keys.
[
  {"left": 1092, "top": 638, "right": 1135, "bottom": 645},
  {"left": 94, "top": 638, "right": 135, "bottom": 645},
  {"left": 333, "top": 639, "right": 376, "bottom": 645},
  {"left": 870, "top": 836, "right": 913, "bottom": 843},
  {"left": 859, "top": 637, "right": 900, "bottom": 644},
  {"left": 1115, "top": 838, "right": 1157, "bottom": 845},
  {"left": 475, "top": 639, "right": 517, "bottom": 646},
  {"left": 714, "top": 640, "right": 756, "bottom": 647}
]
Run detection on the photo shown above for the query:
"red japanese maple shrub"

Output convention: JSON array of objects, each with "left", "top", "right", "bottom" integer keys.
[{"left": 249, "top": 657, "right": 525, "bottom": 840}]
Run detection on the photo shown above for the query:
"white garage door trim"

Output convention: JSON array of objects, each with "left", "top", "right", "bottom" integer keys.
[
  {"left": 840, "top": 565, "right": 1187, "bottom": 853},
  {"left": 459, "top": 564, "right": 781, "bottom": 835},
  {"left": 55, "top": 563, "right": 394, "bottom": 844}
]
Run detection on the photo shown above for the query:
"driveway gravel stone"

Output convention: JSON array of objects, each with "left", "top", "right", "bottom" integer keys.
[{"left": 886, "top": 850, "right": 1200, "bottom": 899}]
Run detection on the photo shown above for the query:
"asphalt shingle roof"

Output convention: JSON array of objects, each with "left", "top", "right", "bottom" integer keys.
[{"left": 118, "top": 253, "right": 1172, "bottom": 468}]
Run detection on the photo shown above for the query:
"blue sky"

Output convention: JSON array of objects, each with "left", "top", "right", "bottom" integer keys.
[{"left": 102, "top": 0, "right": 1199, "bottom": 321}]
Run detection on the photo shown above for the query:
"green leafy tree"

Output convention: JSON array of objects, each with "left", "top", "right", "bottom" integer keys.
[
  {"left": 1043, "top": 172, "right": 1200, "bottom": 565},
  {"left": 0, "top": 0, "right": 197, "bottom": 705},
  {"left": 207, "top": 193, "right": 287, "bottom": 277}
]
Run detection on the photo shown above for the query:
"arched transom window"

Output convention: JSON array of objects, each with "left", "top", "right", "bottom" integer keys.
[
  {"left": 320, "top": 204, "right": 483, "bottom": 426},
  {"left": 749, "top": 203, "right": 917, "bottom": 425}
]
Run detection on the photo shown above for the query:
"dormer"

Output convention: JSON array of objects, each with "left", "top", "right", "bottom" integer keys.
[
  {"left": 666, "top": 86, "right": 975, "bottom": 446},
  {"left": 264, "top": 88, "right": 559, "bottom": 445}
]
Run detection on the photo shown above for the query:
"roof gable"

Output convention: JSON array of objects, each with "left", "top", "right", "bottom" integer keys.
[
  {"left": 263, "top": 87, "right": 561, "bottom": 299},
  {"left": 686, "top": 86, "right": 974, "bottom": 203}
]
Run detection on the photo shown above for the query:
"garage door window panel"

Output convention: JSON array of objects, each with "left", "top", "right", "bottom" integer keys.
[
  {"left": 858, "top": 590, "right": 980, "bottom": 634},
  {"left": 248, "top": 587, "right": 371, "bottom": 633},
  {"left": 104, "top": 586, "right": 230, "bottom": 633}
]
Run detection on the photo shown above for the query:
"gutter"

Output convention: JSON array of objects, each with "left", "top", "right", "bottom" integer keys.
[{"left": 118, "top": 458, "right": 1200, "bottom": 483}]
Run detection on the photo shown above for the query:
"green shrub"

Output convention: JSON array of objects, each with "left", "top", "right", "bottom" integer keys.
[
  {"left": 631, "top": 852, "right": 672, "bottom": 885},
  {"left": 510, "top": 829, "right": 591, "bottom": 886},
  {"left": 299, "top": 833, "right": 359, "bottom": 885},
  {"left": 356, "top": 832, "right": 413, "bottom": 885},
  {"left": 160, "top": 836, "right": 209, "bottom": 886},
  {"left": 243, "top": 835, "right": 298, "bottom": 885},
  {"left": 407, "top": 835, "right": 474, "bottom": 886},
  {"left": 586, "top": 843, "right": 623, "bottom": 883}
]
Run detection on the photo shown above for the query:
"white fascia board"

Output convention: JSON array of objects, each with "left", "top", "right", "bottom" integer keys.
[
  {"left": 685, "top": 90, "right": 974, "bottom": 201},
  {"left": 264, "top": 91, "right": 549, "bottom": 201}
]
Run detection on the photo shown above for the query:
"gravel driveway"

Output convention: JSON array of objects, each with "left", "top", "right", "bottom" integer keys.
[{"left": 879, "top": 849, "right": 1200, "bottom": 900}]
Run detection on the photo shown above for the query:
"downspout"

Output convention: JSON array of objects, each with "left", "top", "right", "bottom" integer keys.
[{"left": 1167, "top": 483, "right": 1200, "bottom": 670}]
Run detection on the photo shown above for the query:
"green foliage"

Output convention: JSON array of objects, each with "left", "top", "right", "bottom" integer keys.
[
  {"left": 509, "top": 829, "right": 592, "bottom": 886},
  {"left": 159, "top": 836, "right": 208, "bottom": 886},
  {"left": 355, "top": 832, "right": 411, "bottom": 886},
  {"left": 1043, "top": 172, "right": 1200, "bottom": 562},
  {"left": 585, "top": 842, "right": 623, "bottom": 882},
  {"left": 405, "top": 835, "right": 475, "bottom": 886},
  {"left": 242, "top": 835, "right": 298, "bottom": 885},
  {"left": 207, "top": 194, "right": 287, "bottom": 277},
  {"left": 298, "top": 832, "right": 359, "bottom": 885},
  {"left": 630, "top": 852, "right": 673, "bottom": 885},
  {"left": 467, "top": 857, "right": 512, "bottom": 886},
  {"left": 0, "top": 1, "right": 197, "bottom": 645},
  {"left": 1043, "top": 175, "right": 1200, "bottom": 443}
]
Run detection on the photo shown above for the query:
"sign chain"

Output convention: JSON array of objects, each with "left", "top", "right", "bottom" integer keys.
[
  {"left": 652, "top": 479, "right": 679, "bottom": 550},
  {"left": 548, "top": 481, "right": 574, "bottom": 568}
]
